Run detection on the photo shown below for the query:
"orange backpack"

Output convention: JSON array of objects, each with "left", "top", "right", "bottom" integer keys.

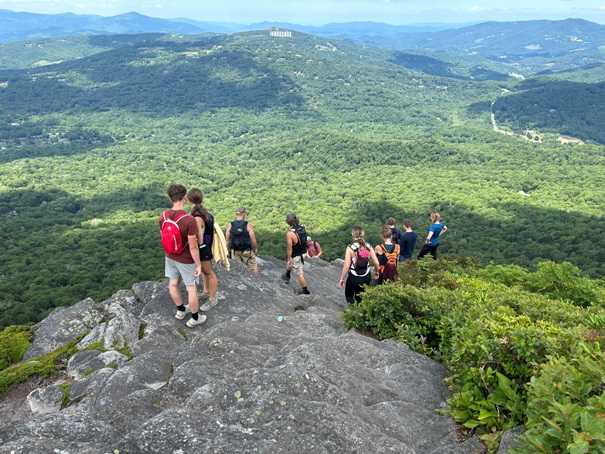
[{"left": 379, "top": 243, "right": 399, "bottom": 281}]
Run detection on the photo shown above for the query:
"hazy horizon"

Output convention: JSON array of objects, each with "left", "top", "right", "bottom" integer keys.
[{"left": 1, "top": 0, "right": 604, "bottom": 26}]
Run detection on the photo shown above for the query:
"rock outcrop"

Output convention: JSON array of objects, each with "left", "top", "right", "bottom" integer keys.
[{"left": 0, "top": 256, "right": 486, "bottom": 453}]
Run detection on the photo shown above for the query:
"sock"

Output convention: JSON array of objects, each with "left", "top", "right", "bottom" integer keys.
[
  {"left": 176, "top": 304, "right": 186, "bottom": 312},
  {"left": 191, "top": 312, "right": 199, "bottom": 320}
]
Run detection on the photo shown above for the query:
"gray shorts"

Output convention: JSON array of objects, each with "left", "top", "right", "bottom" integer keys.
[{"left": 165, "top": 257, "right": 199, "bottom": 287}]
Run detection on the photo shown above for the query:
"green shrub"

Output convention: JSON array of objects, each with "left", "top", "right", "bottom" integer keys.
[
  {"left": 342, "top": 280, "right": 469, "bottom": 357},
  {"left": 447, "top": 370, "right": 525, "bottom": 447},
  {"left": 396, "top": 254, "right": 478, "bottom": 289},
  {"left": 524, "top": 261, "right": 603, "bottom": 307},
  {"left": 513, "top": 342, "right": 605, "bottom": 454},
  {"left": 473, "top": 263, "right": 529, "bottom": 287},
  {"left": 0, "top": 326, "right": 32, "bottom": 371}
]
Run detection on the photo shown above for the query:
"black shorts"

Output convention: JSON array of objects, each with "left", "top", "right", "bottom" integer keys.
[{"left": 199, "top": 245, "right": 212, "bottom": 261}]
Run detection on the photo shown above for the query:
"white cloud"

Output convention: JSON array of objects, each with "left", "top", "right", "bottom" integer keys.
[{"left": 470, "top": 6, "right": 486, "bottom": 13}]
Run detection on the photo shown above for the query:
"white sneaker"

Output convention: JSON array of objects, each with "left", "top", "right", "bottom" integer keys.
[
  {"left": 186, "top": 314, "right": 207, "bottom": 328},
  {"left": 201, "top": 299, "right": 218, "bottom": 312},
  {"left": 175, "top": 305, "right": 190, "bottom": 320}
]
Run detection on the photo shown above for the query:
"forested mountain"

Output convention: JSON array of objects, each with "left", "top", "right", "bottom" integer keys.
[{"left": 0, "top": 29, "right": 604, "bottom": 330}]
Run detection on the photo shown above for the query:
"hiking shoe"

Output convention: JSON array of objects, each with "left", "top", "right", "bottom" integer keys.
[
  {"left": 186, "top": 314, "right": 207, "bottom": 328},
  {"left": 297, "top": 288, "right": 310, "bottom": 295},
  {"left": 281, "top": 273, "right": 290, "bottom": 284},
  {"left": 175, "top": 305, "right": 190, "bottom": 320},
  {"left": 200, "top": 298, "right": 218, "bottom": 312}
]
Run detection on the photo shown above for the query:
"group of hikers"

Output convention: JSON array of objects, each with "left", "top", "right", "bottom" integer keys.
[{"left": 159, "top": 183, "right": 447, "bottom": 327}]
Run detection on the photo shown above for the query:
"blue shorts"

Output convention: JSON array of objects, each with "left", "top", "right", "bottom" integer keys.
[{"left": 165, "top": 258, "right": 199, "bottom": 286}]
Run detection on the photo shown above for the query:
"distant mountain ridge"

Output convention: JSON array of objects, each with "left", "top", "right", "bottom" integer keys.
[
  {"left": 0, "top": 9, "right": 468, "bottom": 43},
  {"left": 0, "top": 9, "right": 207, "bottom": 42},
  {"left": 2, "top": 9, "right": 605, "bottom": 79},
  {"left": 3, "top": 8, "right": 601, "bottom": 49}
]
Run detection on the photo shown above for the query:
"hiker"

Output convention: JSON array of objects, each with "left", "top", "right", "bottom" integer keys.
[
  {"left": 387, "top": 217, "right": 404, "bottom": 246},
  {"left": 305, "top": 236, "right": 322, "bottom": 259},
  {"left": 187, "top": 187, "right": 219, "bottom": 312},
  {"left": 281, "top": 213, "right": 310, "bottom": 295},
  {"left": 225, "top": 206, "right": 259, "bottom": 277},
  {"left": 339, "top": 226, "right": 380, "bottom": 304},
  {"left": 374, "top": 225, "right": 400, "bottom": 285},
  {"left": 159, "top": 184, "right": 206, "bottom": 328},
  {"left": 399, "top": 219, "right": 418, "bottom": 262},
  {"left": 417, "top": 212, "right": 448, "bottom": 260}
]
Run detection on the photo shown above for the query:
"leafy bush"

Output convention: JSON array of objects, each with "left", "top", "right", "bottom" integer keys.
[
  {"left": 342, "top": 283, "right": 444, "bottom": 355},
  {"left": 524, "top": 261, "right": 603, "bottom": 307},
  {"left": 513, "top": 342, "right": 605, "bottom": 454},
  {"left": 474, "top": 263, "right": 528, "bottom": 287}
]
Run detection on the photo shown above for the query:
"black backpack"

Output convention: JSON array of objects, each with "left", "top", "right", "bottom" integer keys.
[
  {"left": 391, "top": 228, "right": 401, "bottom": 245},
  {"left": 291, "top": 225, "right": 308, "bottom": 258},
  {"left": 230, "top": 220, "right": 251, "bottom": 251},
  {"left": 350, "top": 243, "right": 370, "bottom": 273}
]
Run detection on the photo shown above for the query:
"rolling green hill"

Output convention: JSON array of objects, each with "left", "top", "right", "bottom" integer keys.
[{"left": 0, "top": 30, "right": 604, "bottom": 330}]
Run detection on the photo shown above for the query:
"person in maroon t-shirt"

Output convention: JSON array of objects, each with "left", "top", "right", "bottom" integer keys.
[
  {"left": 305, "top": 236, "right": 322, "bottom": 259},
  {"left": 159, "top": 184, "right": 205, "bottom": 328}
]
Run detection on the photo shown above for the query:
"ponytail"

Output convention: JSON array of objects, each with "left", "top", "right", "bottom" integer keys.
[{"left": 351, "top": 226, "right": 366, "bottom": 249}]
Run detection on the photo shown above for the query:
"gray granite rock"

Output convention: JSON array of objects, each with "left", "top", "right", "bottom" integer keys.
[
  {"left": 67, "top": 349, "right": 128, "bottom": 379},
  {"left": 498, "top": 425, "right": 525, "bottom": 453},
  {"left": 22, "top": 297, "right": 103, "bottom": 359},
  {"left": 68, "top": 367, "right": 116, "bottom": 402},
  {"left": 26, "top": 386, "right": 64, "bottom": 415},
  {"left": 0, "top": 256, "right": 486, "bottom": 454}
]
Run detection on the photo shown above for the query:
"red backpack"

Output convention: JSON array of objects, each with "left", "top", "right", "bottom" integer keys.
[{"left": 161, "top": 211, "right": 189, "bottom": 254}]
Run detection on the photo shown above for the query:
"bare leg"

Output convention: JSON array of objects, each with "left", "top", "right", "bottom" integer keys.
[
  {"left": 169, "top": 278, "right": 183, "bottom": 306},
  {"left": 202, "top": 274, "right": 209, "bottom": 294},
  {"left": 201, "top": 261, "right": 218, "bottom": 300}
]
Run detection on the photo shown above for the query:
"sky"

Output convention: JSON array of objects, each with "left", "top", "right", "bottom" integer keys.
[{"left": 1, "top": 0, "right": 605, "bottom": 26}]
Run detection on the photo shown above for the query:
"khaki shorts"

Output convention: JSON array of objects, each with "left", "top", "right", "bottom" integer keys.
[
  {"left": 232, "top": 250, "right": 257, "bottom": 271},
  {"left": 291, "top": 255, "right": 304, "bottom": 276}
]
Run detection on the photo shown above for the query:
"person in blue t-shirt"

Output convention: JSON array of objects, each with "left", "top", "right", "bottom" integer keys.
[
  {"left": 399, "top": 219, "right": 418, "bottom": 262},
  {"left": 417, "top": 212, "right": 448, "bottom": 260}
]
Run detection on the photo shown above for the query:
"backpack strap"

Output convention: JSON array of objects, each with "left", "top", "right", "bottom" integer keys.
[
  {"left": 174, "top": 212, "right": 188, "bottom": 223},
  {"left": 164, "top": 211, "right": 188, "bottom": 222},
  {"left": 349, "top": 243, "right": 358, "bottom": 270}
]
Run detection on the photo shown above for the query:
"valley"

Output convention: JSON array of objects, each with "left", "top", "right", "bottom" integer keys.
[{"left": 0, "top": 24, "right": 604, "bottom": 330}]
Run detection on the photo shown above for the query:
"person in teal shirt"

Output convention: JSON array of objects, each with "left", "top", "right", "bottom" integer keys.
[{"left": 417, "top": 212, "right": 448, "bottom": 260}]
